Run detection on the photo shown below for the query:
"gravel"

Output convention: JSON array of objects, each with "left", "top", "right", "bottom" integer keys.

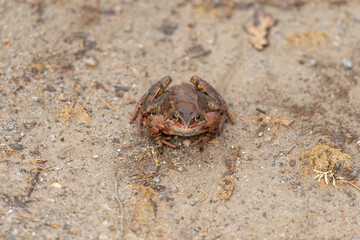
[{"left": 342, "top": 59, "right": 354, "bottom": 69}]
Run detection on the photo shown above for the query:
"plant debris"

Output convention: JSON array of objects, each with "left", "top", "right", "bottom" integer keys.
[
  {"left": 55, "top": 104, "right": 90, "bottom": 125},
  {"left": 132, "top": 185, "right": 159, "bottom": 225},
  {"left": 218, "top": 151, "right": 237, "bottom": 201},
  {"left": 244, "top": 9, "right": 276, "bottom": 50},
  {"left": 218, "top": 176, "right": 235, "bottom": 201},
  {"left": 99, "top": 95, "right": 115, "bottom": 111},
  {"left": 246, "top": 113, "right": 294, "bottom": 126},
  {"left": 301, "top": 145, "right": 359, "bottom": 190},
  {"left": 286, "top": 30, "right": 328, "bottom": 46}
]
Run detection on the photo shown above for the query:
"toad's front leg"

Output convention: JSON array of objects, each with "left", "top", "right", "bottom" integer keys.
[
  {"left": 191, "top": 112, "right": 225, "bottom": 149},
  {"left": 147, "top": 115, "right": 176, "bottom": 148}
]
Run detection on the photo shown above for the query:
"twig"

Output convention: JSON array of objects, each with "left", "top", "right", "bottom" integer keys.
[
  {"left": 99, "top": 95, "right": 115, "bottom": 111},
  {"left": 340, "top": 180, "right": 360, "bottom": 191},
  {"left": 26, "top": 171, "right": 41, "bottom": 198},
  {"left": 286, "top": 145, "right": 296, "bottom": 155},
  {"left": 114, "top": 177, "right": 124, "bottom": 240}
]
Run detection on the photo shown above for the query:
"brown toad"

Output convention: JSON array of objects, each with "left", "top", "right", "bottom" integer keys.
[{"left": 130, "top": 76, "right": 234, "bottom": 148}]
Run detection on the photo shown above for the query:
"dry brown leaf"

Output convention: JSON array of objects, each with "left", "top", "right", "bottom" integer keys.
[{"left": 245, "top": 9, "right": 276, "bottom": 50}]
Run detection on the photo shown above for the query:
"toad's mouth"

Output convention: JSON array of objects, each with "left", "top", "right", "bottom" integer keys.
[{"left": 167, "top": 123, "right": 206, "bottom": 136}]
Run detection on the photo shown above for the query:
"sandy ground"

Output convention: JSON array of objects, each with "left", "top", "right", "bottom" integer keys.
[{"left": 1, "top": 0, "right": 360, "bottom": 239}]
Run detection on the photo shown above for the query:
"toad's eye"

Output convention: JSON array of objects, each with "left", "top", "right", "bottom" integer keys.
[
  {"left": 194, "top": 113, "right": 202, "bottom": 122},
  {"left": 172, "top": 113, "right": 179, "bottom": 121}
]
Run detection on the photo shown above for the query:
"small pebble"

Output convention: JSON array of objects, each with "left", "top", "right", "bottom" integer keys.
[
  {"left": 32, "top": 96, "right": 39, "bottom": 102},
  {"left": 332, "top": 131, "right": 345, "bottom": 143},
  {"left": 59, "top": 93, "right": 66, "bottom": 101},
  {"left": 84, "top": 56, "right": 99, "bottom": 67},
  {"left": 13, "top": 134, "right": 23, "bottom": 142},
  {"left": 308, "top": 59, "right": 317, "bottom": 68},
  {"left": 158, "top": 192, "right": 166, "bottom": 200},
  {"left": 183, "top": 140, "right": 191, "bottom": 147},
  {"left": 8, "top": 143, "right": 24, "bottom": 150},
  {"left": 190, "top": 201, "right": 197, "bottom": 206},
  {"left": 4, "top": 122, "right": 16, "bottom": 131},
  {"left": 51, "top": 135, "right": 56, "bottom": 142},
  {"left": 63, "top": 224, "right": 70, "bottom": 230},
  {"left": 153, "top": 176, "right": 160, "bottom": 183},
  {"left": 5, "top": 135, "right": 12, "bottom": 140},
  {"left": 93, "top": 154, "right": 99, "bottom": 159},
  {"left": 342, "top": 59, "right": 354, "bottom": 69},
  {"left": 258, "top": 132, "right": 264, "bottom": 137},
  {"left": 244, "top": 154, "right": 253, "bottom": 161},
  {"left": 264, "top": 136, "right": 272, "bottom": 143},
  {"left": 351, "top": 171, "right": 358, "bottom": 177},
  {"left": 348, "top": 201, "right": 355, "bottom": 207},
  {"left": 322, "top": 197, "right": 331, "bottom": 202},
  {"left": 52, "top": 183, "right": 62, "bottom": 188},
  {"left": 289, "top": 159, "right": 296, "bottom": 166}
]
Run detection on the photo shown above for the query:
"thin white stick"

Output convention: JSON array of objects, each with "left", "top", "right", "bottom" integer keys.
[{"left": 115, "top": 179, "right": 124, "bottom": 240}]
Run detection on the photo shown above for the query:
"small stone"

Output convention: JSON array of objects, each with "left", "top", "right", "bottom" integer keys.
[
  {"left": 308, "top": 59, "right": 317, "bottom": 68},
  {"left": 51, "top": 135, "right": 56, "bottom": 142},
  {"left": 351, "top": 171, "right": 358, "bottom": 177},
  {"left": 84, "top": 56, "right": 99, "bottom": 67},
  {"left": 153, "top": 176, "right": 160, "bottom": 183},
  {"left": 93, "top": 154, "right": 99, "bottom": 159},
  {"left": 289, "top": 159, "right": 296, "bottom": 166},
  {"left": 43, "top": 84, "right": 56, "bottom": 92},
  {"left": 4, "top": 122, "right": 16, "bottom": 131},
  {"left": 7, "top": 99, "right": 15, "bottom": 106},
  {"left": 59, "top": 93, "right": 66, "bottom": 101},
  {"left": 345, "top": 189, "right": 352, "bottom": 197},
  {"left": 13, "top": 134, "right": 23, "bottom": 142},
  {"left": 52, "top": 183, "right": 62, "bottom": 188},
  {"left": 348, "top": 201, "right": 355, "bottom": 207},
  {"left": 183, "top": 140, "right": 191, "bottom": 147},
  {"left": 63, "top": 223, "right": 70, "bottom": 230},
  {"left": 244, "top": 154, "right": 253, "bottom": 161},
  {"left": 159, "top": 21, "right": 178, "bottom": 35},
  {"left": 342, "top": 59, "right": 354, "bottom": 69},
  {"left": 332, "top": 131, "right": 345, "bottom": 143},
  {"left": 5, "top": 135, "right": 12, "bottom": 140},
  {"left": 177, "top": 166, "right": 184, "bottom": 172},
  {"left": 158, "top": 192, "right": 166, "bottom": 201},
  {"left": 322, "top": 197, "right": 331, "bottom": 202},
  {"left": 8, "top": 143, "right": 24, "bottom": 150},
  {"left": 32, "top": 96, "right": 39, "bottom": 102},
  {"left": 190, "top": 201, "right": 197, "bottom": 206},
  {"left": 258, "top": 132, "right": 264, "bottom": 137},
  {"left": 264, "top": 136, "right": 272, "bottom": 143}
]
